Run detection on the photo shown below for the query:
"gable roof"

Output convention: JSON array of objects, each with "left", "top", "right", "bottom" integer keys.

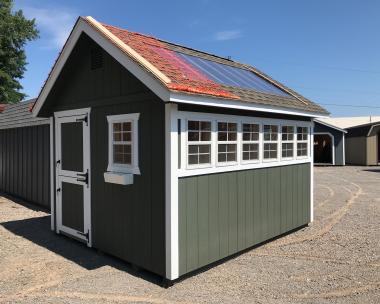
[
  {"left": 32, "top": 16, "right": 328, "bottom": 117},
  {"left": 314, "top": 119, "right": 347, "bottom": 133},
  {"left": 320, "top": 116, "right": 380, "bottom": 129},
  {"left": 0, "top": 99, "right": 50, "bottom": 130}
]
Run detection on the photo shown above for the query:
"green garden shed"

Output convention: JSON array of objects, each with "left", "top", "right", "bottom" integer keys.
[{"left": 31, "top": 16, "right": 328, "bottom": 284}]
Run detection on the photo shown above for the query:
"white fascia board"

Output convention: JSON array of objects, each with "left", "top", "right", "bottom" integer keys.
[
  {"left": 315, "top": 119, "right": 347, "bottom": 133},
  {"left": 32, "top": 18, "right": 170, "bottom": 117},
  {"left": 169, "top": 92, "right": 328, "bottom": 119}
]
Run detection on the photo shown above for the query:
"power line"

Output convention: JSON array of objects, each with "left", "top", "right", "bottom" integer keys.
[{"left": 319, "top": 103, "right": 380, "bottom": 109}]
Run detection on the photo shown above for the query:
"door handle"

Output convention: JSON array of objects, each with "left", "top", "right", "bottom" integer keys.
[{"left": 76, "top": 170, "right": 89, "bottom": 185}]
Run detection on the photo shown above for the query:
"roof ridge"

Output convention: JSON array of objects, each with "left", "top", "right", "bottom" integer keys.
[{"left": 100, "top": 22, "right": 239, "bottom": 64}]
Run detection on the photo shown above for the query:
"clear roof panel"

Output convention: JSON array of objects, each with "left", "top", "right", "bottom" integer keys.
[{"left": 176, "top": 52, "right": 291, "bottom": 97}]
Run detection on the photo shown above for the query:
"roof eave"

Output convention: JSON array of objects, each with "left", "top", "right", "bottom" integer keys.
[{"left": 169, "top": 91, "right": 329, "bottom": 118}]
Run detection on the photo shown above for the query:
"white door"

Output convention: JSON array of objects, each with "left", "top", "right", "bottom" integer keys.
[{"left": 55, "top": 108, "right": 92, "bottom": 246}]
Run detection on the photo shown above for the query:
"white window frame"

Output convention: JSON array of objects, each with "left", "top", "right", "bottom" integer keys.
[
  {"left": 281, "top": 125, "right": 295, "bottom": 160},
  {"left": 263, "top": 124, "right": 280, "bottom": 162},
  {"left": 241, "top": 121, "right": 261, "bottom": 164},
  {"left": 176, "top": 111, "right": 312, "bottom": 177},
  {"left": 216, "top": 121, "right": 238, "bottom": 166},
  {"left": 186, "top": 119, "right": 213, "bottom": 169},
  {"left": 107, "top": 113, "right": 140, "bottom": 175},
  {"left": 296, "top": 126, "right": 309, "bottom": 159}
]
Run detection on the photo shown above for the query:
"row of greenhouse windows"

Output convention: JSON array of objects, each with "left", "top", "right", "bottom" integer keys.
[{"left": 186, "top": 120, "right": 309, "bottom": 167}]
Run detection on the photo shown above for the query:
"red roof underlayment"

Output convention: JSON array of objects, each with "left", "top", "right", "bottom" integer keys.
[
  {"left": 0, "top": 104, "right": 7, "bottom": 113},
  {"left": 102, "top": 24, "right": 239, "bottom": 99}
]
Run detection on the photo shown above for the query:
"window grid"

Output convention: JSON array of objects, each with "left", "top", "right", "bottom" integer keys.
[
  {"left": 217, "top": 122, "right": 237, "bottom": 164},
  {"left": 297, "top": 126, "right": 309, "bottom": 157},
  {"left": 187, "top": 120, "right": 212, "bottom": 167},
  {"left": 281, "top": 125, "right": 294, "bottom": 159},
  {"left": 179, "top": 117, "right": 311, "bottom": 171},
  {"left": 112, "top": 122, "right": 132, "bottom": 165},
  {"left": 263, "top": 124, "right": 279, "bottom": 160},
  {"left": 242, "top": 123, "right": 260, "bottom": 162}
]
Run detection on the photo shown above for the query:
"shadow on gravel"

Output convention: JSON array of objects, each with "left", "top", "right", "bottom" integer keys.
[
  {"left": 362, "top": 168, "right": 380, "bottom": 173},
  {"left": 0, "top": 215, "right": 163, "bottom": 286}
]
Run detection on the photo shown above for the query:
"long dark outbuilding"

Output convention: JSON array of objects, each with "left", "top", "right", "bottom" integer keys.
[
  {"left": 0, "top": 100, "right": 51, "bottom": 209},
  {"left": 27, "top": 16, "right": 328, "bottom": 285}
]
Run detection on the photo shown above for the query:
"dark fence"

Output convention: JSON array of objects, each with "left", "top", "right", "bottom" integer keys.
[{"left": 0, "top": 124, "right": 51, "bottom": 209}]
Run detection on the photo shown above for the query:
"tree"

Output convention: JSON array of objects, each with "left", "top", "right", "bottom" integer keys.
[{"left": 0, "top": 0, "right": 38, "bottom": 103}]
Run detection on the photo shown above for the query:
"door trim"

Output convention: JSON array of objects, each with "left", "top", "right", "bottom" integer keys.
[{"left": 54, "top": 107, "right": 92, "bottom": 246}]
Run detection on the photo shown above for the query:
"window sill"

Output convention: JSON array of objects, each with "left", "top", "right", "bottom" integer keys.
[
  {"left": 104, "top": 172, "right": 134, "bottom": 185},
  {"left": 107, "top": 164, "right": 141, "bottom": 175}
]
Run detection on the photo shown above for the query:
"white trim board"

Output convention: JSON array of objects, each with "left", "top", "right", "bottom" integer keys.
[
  {"left": 32, "top": 17, "right": 327, "bottom": 120},
  {"left": 165, "top": 103, "right": 179, "bottom": 280}
]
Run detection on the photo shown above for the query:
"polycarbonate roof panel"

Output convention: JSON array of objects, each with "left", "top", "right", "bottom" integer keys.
[{"left": 176, "top": 52, "right": 291, "bottom": 97}]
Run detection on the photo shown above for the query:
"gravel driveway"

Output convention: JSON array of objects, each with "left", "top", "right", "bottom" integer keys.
[{"left": 0, "top": 166, "right": 379, "bottom": 303}]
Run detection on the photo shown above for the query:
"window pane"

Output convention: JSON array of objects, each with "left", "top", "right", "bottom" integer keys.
[
  {"left": 218, "top": 132, "right": 227, "bottom": 141},
  {"left": 113, "top": 123, "right": 121, "bottom": 132},
  {"left": 243, "top": 123, "right": 259, "bottom": 142},
  {"left": 199, "top": 154, "right": 210, "bottom": 164},
  {"left": 188, "top": 121, "right": 211, "bottom": 142},
  {"left": 282, "top": 142, "right": 293, "bottom": 158},
  {"left": 113, "top": 132, "right": 121, "bottom": 141},
  {"left": 188, "top": 121, "right": 199, "bottom": 130},
  {"left": 113, "top": 144, "right": 132, "bottom": 165},
  {"left": 188, "top": 155, "right": 198, "bottom": 165},
  {"left": 122, "top": 122, "right": 131, "bottom": 131},
  {"left": 188, "top": 131, "right": 199, "bottom": 141},
  {"left": 264, "top": 125, "right": 278, "bottom": 141},
  {"left": 218, "top": 122, "right": 227, "bottom": 131},
  {"left": 188, "top": 144, "right": 211, "bottom": 165},
  {"left": 200, "top": 131, "right": 211, "bottom": 141},
  {"left": 122, "top": 132, "right": 131, "bottom": 142},
  {"left": 201, "top": 121, "right": 211, "bottom": 131},
  {"left": 297, "top": 142, "right": 308, "bottom": 156},
  {"left": 218, "top": 122, "right": 237, "bottom": 142},
  {"left": 264, "top": 143, "right": 278, "bottom": 159}
]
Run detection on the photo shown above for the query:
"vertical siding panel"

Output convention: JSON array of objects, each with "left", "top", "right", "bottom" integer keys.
[
  {"left": 245, "top": 170, "right": 254, "bottom": 246},
  {"left": 267, "top": 168, "right": 275, "bottom": 239},
  {"left": 237, "top": 171, "right": 246, "bottom": 251},
  {"left": 286, "top": 165, "right": 293, "bottom": 232},
  {"left": 186, "top": 177, "right": 198, "bottom": 272},
  {"left": 178, "top": 180, "right": 187, "bottom": 275},
  {"left": 208, "top": 174, "right": 220, "bottom": 263},
  {"left": 219, "top": 173, "right": 229, "bottom": 258},
  {"left": 280, "top": 167, "right": 287, "bottom": 234},
  {"left": 253, "top": 169, "right": 262, "bottom": 243},
  {"left": 197, "top": 175, "right": 209, "bottom": 267},
  {"left": 274, "top": 167, "right": 281, "bottom": 236},
  {"left": 297, "top": 165, "right": 303, "bottom": 226},
  {"left": 228, "top": 172, "right": 238, "bottom": 255},
  {"left": 261, "top": 169, "right": 269, "bottom": 240}
]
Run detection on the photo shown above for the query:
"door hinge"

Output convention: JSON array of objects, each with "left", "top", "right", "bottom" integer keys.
[
  {"left": 76, "top": 115, "right": 88, "bottom": 126},
  {"left": 77, "top": 229, "right": 90, "bottom": 241},
  {"left": 56, "top": 188, "right": 61, "bottom": 193}
]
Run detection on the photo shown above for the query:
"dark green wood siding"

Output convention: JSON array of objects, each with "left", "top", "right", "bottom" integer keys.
[
  {"left": 0, "top": 125, "right": 51, "bottom": 209},
  {"left": 41, "top": 33, "right": 166, "bottom": 276},
  {"left": 178, "top": 163, "right": 310, "bottom": 276}
]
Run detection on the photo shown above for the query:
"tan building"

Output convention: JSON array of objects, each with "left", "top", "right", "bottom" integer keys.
[{"left": 321, "top": 117, "right": 380, "bottom": 166}]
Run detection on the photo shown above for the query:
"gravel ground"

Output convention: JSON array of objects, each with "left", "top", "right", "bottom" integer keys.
[{"left": 0, "top": 166, "right": 379, "bottom": 304}]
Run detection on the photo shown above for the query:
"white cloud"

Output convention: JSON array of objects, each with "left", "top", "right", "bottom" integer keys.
[
  {"left": 22, "top": 6, "right": 77, "bottom": 49},
  {"left": 214, "top": 30, "right": 243, "bottom": 41}
]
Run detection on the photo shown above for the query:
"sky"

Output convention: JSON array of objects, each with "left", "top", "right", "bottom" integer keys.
[{"left": 14, "top": 0, "right": 380, "bottom": 117}]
